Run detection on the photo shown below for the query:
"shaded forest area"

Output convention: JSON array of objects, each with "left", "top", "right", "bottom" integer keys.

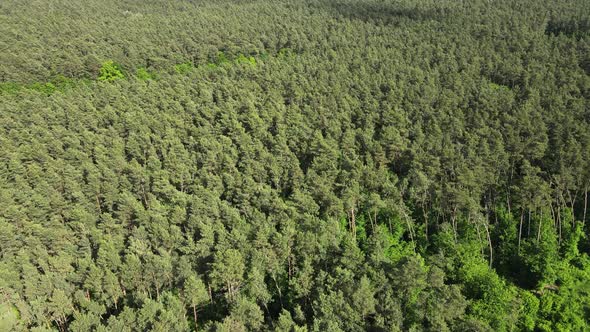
[{"left": 0, "top": 0, "right": 589, "bottom": 330}]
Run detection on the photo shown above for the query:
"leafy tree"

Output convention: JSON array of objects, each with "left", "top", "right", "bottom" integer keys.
[
  {"left": 98, "top": 60, "right": 124, "bottom": 81},
  {"left": 1, "top": 0, "right": 589, "bottom": 330},
  {"left": 210, "top": 249, "right": 245, "bottom": 301},
  {"left": 183, "top": 275, "right": 209, "bottom": 330}
]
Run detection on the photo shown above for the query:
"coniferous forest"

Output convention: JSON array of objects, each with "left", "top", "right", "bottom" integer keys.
[{"left": 1, "top": 0, "right": 590, "bottom": 331}]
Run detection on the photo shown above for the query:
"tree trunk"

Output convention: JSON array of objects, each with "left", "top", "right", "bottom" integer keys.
[
  {"left": 537, "top": 211, "right": 543, "bottom": 243},
  {"left": 56, "top": 316, "right": 65, "bottom": 332},
  {"left": 518, "top": 209, "right": 524, "bottom": 253},
  {"left": 474, "top": 217, "right": 484, "bottom": 256},
  {"left": 208, "top": 283, "right": 213, "bottom": 303},
  {"left": 351, "top": 207, "right": 356, "bottom": 241},
  {"left": 549, "top": 201, "right": 556, "bottom": 227},
  {"left": 527, "top": 209, "right": 531, "bottom": 237},
  {"left": 367, "top": 209, "right": 376, "bottom": 233},
  {"left": 566, "top": 189, "right": 578, "bottom": 226},
  {"left": 422, "top": 200, "right": 428, "bottom": 242},
  {"left": 484, "top": 219, "right": 493, "bottom": 268},
  {"left": 388, "top": 217, "right": 392, "bottom": 233},
  {"left": 559, "top": 214, "right": 562, "bottom": 245},
  {"left": 583, "top": 188, "right": 588, "bottom": 227},
  {"left": 373, "top": 209, "right": 378, "bottom": 233},
  {"left": 557, "top": 206, "right": 561, "bottom": 236},
  {"left": 193, "top": 305, "right": 198, "bottom": 332},
  {"left": 403, "top": 210, "right": 416, "bottom": 252},
  {"left": 141, "top": 182, "right": 149, "bottom": 209},
  {"left": 507, "top": 162, "right": 514, "bottom": 215},
  {"left": 436, "top": 209, "right": 441, "bottom": 231},
  {"left": 451, "top": 206, "right": 458, "bottom": 243},
  {"left": 95, "top": 193, "right": 102, "bottom": 214},
  {"left": 273, "top": 276, "right": 284, "bottom": 309},
  {"left": 288, "top": 255, "right": 293, "bottom": 280}
]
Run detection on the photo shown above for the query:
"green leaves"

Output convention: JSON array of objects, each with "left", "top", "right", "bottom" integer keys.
[
  {"left": 210, "top": 249, "right": 245, "bottom": 301},
  {"left": 183, "top": 275, "right": 208, "bottom": 309},
  {"left": 1, "top": 0, "right": 589, "bottom": 330},
  {"left": 136, "top": 67, "right": 156, "bottom": 80},
  {"left": 98, "top": 60, "right": 125, "bottom": 81},
  {"left": 0, "top": 302, "right": 22, "bottom": 332},
  {"left": 174, "top": 62, "right": 193, "bottom": 74}
]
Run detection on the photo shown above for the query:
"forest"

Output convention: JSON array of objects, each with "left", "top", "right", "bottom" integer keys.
[{"left": 0, "top": 0, "right": 589, "bottom": 330}]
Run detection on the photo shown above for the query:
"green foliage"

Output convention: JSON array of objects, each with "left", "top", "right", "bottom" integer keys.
[
  {"left": 205, "top": 63, "right": 218, "bottom": 70},
  {"left": 210, "top": 249, "right": 245, "bottom": 301},
  {"left": 488, "top": 82, "right": 510, "bottom": 92},
  {"left": 0, "top": 0, "right": 589, "bottom": 330},
  {"left": 174, "top": 62, "right": 193, "bottom": 74},
  {"left": 215, "top": 51, "right": 229, "bottom": 65},
  {"left": 0, "top": 82, "right": 22, "bottom": 94},
  {"left": 98, "top": 60, "right": 124, "bottom": 81},
  {"left": 518, "top": 290, "right": 540, "bottom": 331},
  {"left": 28, "top": 82, "right": 56, "bottom": 94},
  {"left": 234, "top": 54, "right": 256, "bottom": 67},
  {"left": 136, "top": 67, "right": 156, "bottom": 80},
  {"left": 0, "top": 303, "right": 21, "bottom": 331},
  {"left": 0, "top": 80, "right": 67, "bottom": 96},
  {"left": 278, "top": 47, "right": 293, "bottom": 58}
]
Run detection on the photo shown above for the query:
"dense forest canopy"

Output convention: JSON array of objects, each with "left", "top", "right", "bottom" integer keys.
[{"left": 0, "top": 0, "right": 589, "bottom": 331}]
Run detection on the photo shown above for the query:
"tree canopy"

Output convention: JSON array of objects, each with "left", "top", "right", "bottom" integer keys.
[{"left": 0, "top": 0, "right": 589, "bottom": 330}]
